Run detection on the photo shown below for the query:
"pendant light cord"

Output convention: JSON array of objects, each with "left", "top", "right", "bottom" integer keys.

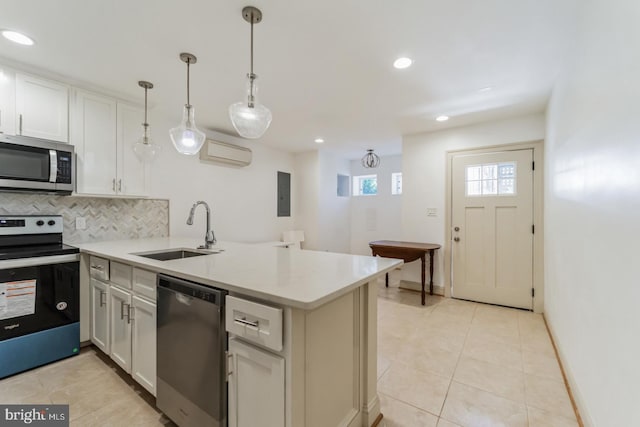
[
  {"left": 248, "top": 10, "right": 255, "bottom": 107},
  {"left": 250, "top": 12, "right": 254, "bottom": 77},
  {"left": 186, "top": 58, "right": 191, "bottom": 107},
  {"left": 143, "top": 86, "right": 148, "bottom": 125}
]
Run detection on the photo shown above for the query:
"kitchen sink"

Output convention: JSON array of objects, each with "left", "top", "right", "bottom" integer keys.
[{"left": 132, "top": 248, "right": 221, "bottom": 261}]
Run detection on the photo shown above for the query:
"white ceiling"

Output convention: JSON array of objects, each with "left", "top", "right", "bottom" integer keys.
[{"left": 0, "top": 0, "right": 577, "bottom": 159}]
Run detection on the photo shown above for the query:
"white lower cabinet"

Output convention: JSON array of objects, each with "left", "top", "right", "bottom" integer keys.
[
  {"left": 131, "top": 295, "right": 157, "bottom": 395},
  {"left": 89, "top": 259, "right": 157, "bottom": 396},
  {"left": 228, "top": 338, "right": 285, "bottom": 427},
  {"left": 89, "top": 278, "right": 110, "bottom": 354},
  {"left": 109, "top": 285, "right": 132, "bottom": 373}
]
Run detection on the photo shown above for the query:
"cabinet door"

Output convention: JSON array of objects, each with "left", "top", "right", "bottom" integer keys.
[
  {"left": 131, "top": 295, "right": 156, "bottom": 396},
  {"left": 15, "top": 73, "right": 68, "bottom": 142},
  {"left": 71, "top": 90, "right": 117, "bottom": 195},
  {"left": 116, "top": 102, "right": 147, "bottom": 196},
  {"left": 90, "top": 278, "right": 110, "bottom": 354},
  {"left": 109, "top": 285, "right": 132, "bottom": 373},
  {"left": 228, "top": 338, "right": 285, "bottom": 427},
  {"left": 0, "top": 67, "right": 16, "bottom": 135}
]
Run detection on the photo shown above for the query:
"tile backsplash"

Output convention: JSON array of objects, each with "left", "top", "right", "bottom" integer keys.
[{"left": 0, "top": 193, "right": 169, "bottom": 244}]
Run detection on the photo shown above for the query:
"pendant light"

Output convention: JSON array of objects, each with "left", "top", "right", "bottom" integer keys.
[
  {"left": 229, "top": 6, "right": 272, "bottom": 139},
  {"left": 170, "top": 53, "right": 206, "bottom": 155},
  {"left": 361, "top": 149, "right": 381, "bottom": 168},
  {"left": 133, "top": 81, "right": 161, "bottom": 163}
]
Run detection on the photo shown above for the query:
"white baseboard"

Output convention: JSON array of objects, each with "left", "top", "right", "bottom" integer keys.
[{"left": 544, "top": 315, "right": 594, "bottom": 427}]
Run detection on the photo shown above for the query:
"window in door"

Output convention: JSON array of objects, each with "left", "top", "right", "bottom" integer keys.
[{"left": 465, "top": 162, "right": 516, "bottom": 196}]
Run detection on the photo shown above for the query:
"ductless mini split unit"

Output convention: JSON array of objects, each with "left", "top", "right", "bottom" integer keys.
[{"left": 199, "top": 139, "right": 253, "bottom": 167}]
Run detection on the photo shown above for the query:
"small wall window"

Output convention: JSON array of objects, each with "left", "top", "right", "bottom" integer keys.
[
  {"left": 353, "top": 174, "right": 377, "bottom": 196},
  {"left": 391, "top": 172, "right": 402, "bottom": 195},
  {"left": 466, "top": 162, "right": 516, "bottom": 196}
]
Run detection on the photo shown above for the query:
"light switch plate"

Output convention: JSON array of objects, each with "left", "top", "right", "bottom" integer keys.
[{"left": 75, "top": 217, "right": 87, "bottom": 230}]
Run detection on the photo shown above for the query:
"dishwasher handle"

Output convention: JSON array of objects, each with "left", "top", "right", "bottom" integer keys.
[{"left": 157, "top": 274, "right": 226, "bottom": 306}]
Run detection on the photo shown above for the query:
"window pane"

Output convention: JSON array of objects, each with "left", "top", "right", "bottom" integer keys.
[
  {"left": 362, "top": 178, "right": 377, "bottom": 194},
  {"left": 482, "top": 179, "right": 497, "bottom": 195},
  {"left": 466, "top": 166, "right": 482, "bottom": 181},
  {"left": 466, "top": 181, "right": 482, "bottom": 196},
  {"left": 499, "top": 162, "right": 516, "bottom": 178},
  {"left": 391, "top": 172, "right": 402, "bottom": 195},
  {"left": 353, "top": 174, "right": 377, "bottom": 196},
  {"left": 482, "top": 164, "right": 497, "bottom": 179},
  {"left": 498, "top": 178, "right": 515, "bottom": 195}
]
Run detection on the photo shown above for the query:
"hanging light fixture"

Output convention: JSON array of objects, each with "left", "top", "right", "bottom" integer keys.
[
  {"left": 361, "top": 149, "right": 381, "bottom": 168},
  {"left": 133, "top": 81, "right": 161, "bottom": 163},
  {"left": 229, "top": 6, "right": 272, "bottom": 139},
  {"left": 169, "top": 53, "right": 206, "bottom": 155}
]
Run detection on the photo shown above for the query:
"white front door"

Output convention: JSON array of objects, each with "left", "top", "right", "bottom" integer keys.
[{"left": 451, "top": 149, "right": 534, "bottom": 309}]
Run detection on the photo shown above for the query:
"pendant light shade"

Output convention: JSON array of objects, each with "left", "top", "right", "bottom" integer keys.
[
  {"left": 229, "top": 6, "right": 272, "bottom": 139},
  {"left": 133, "top": 81, "right": 161, "bottom": 163},
  {"left": 361, "top": 149, "right": 381, "bottom": 168},
  {"left": 170, "top": 53, "right": 206, "bottom": 155}
]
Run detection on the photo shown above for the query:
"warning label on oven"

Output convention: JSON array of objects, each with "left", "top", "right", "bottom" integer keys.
[{"left": 0, "top": 279, "right": 36, "bottom": 321}]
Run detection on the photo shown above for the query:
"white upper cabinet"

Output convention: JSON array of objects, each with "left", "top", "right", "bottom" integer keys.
[
  {"left": 117, "top": 102, "right": 147, "bottom": 196},
  {"left": 15, "top": 73, "right": 69, "bottom": 142},
  {"left": 71, "top": 89, "right": 147, "bottom": 196},
  {"left": 0, "top": 67, "right": 16, "bottom": 135},
  {"left": 72, "top": 90, "right": 118, "bottom": 194}
]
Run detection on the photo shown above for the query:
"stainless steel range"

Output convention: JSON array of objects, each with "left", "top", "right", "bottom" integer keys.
[{"left": 0, "top": 215, "right": 80, "bottom": 378}]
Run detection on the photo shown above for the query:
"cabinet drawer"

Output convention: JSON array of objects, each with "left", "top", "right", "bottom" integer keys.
[
  {"left": 226, "top": 296, "right": 283, "bottom": 352},
  {"left": 133, "top": 268, "right": 156, "bottom": 301},
  {"left": 89, "top": 256, "right": 109, "bottom": 281},
  {"left": 110, "top": 261, "right": 132, "bottom": 289}
]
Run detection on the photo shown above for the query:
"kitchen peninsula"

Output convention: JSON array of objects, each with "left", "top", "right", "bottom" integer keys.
[{"left": 75, "top": 237, "right": 402, "bottom": 427}]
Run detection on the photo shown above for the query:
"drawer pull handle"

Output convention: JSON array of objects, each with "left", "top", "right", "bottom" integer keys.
[
  {"left": 235, "top": 317, "right": 259, "bottom": 329},
  {"left": 91, "top": 264, "right": 104, "bottom": 270}
]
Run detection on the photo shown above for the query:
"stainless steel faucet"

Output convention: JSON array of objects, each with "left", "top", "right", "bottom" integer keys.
[{"left": 186, "top": 201, "right": 216, "bottom": 249}]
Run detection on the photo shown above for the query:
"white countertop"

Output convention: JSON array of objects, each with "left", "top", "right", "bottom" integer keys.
[{"left": 74, "top": 237, "right": 402, "bottom": 310}]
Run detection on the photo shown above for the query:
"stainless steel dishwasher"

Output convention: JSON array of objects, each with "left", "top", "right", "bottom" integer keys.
[{"left": 157, "top": 274, "right": 227, "bottom": 427}]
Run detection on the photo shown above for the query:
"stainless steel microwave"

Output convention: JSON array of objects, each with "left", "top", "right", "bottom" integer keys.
[{"left": 0, "top": 134, "right": 75, "bottom": 194}]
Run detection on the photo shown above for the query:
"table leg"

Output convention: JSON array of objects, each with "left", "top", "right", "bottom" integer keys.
[
  {"left": 385, "top": 273, "right": 389, "bottom": 288},
  {"left": 429, "top": 249, "right": 435, "bottom": 295},
  {"left": 421, "top": 254, "right": 426, "bottom": 305}
]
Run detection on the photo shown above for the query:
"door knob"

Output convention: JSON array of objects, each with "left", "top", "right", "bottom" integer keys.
[
  {"left": 454, "top": 226, "right": 460, "bottom": 232},
  {"left": 454, "top": 237, "right": 460, "bottom": 242}
]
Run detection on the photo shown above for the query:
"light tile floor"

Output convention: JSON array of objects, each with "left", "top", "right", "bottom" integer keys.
[
  {"left": 377, "top": 283, "right": 579, "bottom": 427},
  {"left": 0, "top": 283, "right": 579, "bottom": 427},
  {"left": 0, "top": 349, "right": 172, "bottom": 426}
]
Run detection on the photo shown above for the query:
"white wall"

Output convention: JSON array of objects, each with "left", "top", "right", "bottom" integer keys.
[
  {"left": 317, "top": 151, "right": 351, "bottom": 253},
  {"left": 293, "top": 151, "right": 319, "bottom": 249},
  {"left": 401, "top": 114, "right": 545, "bottom": 290},
  {"left": 293, "top": 150, "right": 351, "bottom": 252},
  {"left": 148, "top": 118, "right": 295, "bottom": 243},
  {"left": 350, "top": 155, "right": 402, "bottom": 256},
  {"left": 544, "top": 0, "right": 640, "bottom": 425}
]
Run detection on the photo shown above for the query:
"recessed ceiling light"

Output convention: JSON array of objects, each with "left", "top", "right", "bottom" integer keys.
[
  {"left": 1, "top": 30, "right": 35, "bottom": 46},
  {"left": 436, "top": 115, "right": 449, "bottom": 122},
  {"left": 393, "top": 57, "right": 413, "bottom": 69},
  {"left": 479, "top": 86, "right": 492, "bottom": 92},
  {"left": 314, "top": 138, "right": 324, "bottom": 144}
]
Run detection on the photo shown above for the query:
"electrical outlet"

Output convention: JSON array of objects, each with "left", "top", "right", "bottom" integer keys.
[
  {"left": 427, "top": 208, "right": 437, "bottom": 217},
  {"left": 75, "top": 217, "right": 87, "bottom": 230}
]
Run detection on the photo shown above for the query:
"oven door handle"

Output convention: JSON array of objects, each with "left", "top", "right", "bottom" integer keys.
[{"left": 0, "top": 254, "right": 80, "bottom": 269}]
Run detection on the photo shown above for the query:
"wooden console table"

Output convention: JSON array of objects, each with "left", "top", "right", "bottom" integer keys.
[{"left": 369, "top": 240, "right": 441, "bottom": 305}]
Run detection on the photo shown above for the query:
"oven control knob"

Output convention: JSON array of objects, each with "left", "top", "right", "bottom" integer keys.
[
  {"left": 48, "top": 220, "right": 56, "bottom": 226},
  {"left": 36, "top": 220, "right": 44, "bottom": 226}
]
